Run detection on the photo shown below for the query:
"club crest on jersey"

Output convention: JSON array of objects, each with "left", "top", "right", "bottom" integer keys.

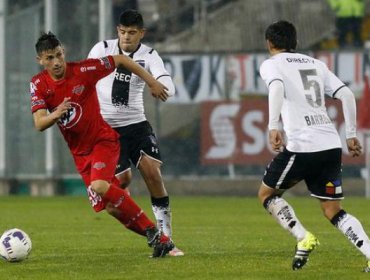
[
  {"left": 325, "top": 180, "right": 342, "bottom": 195},
  {"left": 72, "top": 85, "right": 85, "bottom": 95},
  {"left": 57, "top": 102, "right": 83, "bottom": 129}
]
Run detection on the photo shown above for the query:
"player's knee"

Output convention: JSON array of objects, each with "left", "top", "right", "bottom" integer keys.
[
  {"left": 258, "top": 184, "right": 283, "bottom": 207},
  {"left": 320, "top": 200, "right": 342, "bottom": 220},
  {"left": 258, "top": 184, "right": 272, "bottom": 203},
  {"left": 257, "top": 187, "right": 265, "bottom": 202},
  {"left": 91, "top": 180, "right": 109, "bottom": 196},
  {"left": 322, "top": 206, "right": 342, "bottom": 220}
]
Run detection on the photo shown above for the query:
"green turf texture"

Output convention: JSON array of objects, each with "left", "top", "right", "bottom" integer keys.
[{"left": 0, "top": 195, "right": 369, "bottom": 279}]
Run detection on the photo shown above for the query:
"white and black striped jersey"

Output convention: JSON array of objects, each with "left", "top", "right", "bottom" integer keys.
[
  {"left": 260, "top": 52, "right": 346, "bottom": 153},
  {"left": 88, "top": 39, "right": 175, "bottom": 127}
]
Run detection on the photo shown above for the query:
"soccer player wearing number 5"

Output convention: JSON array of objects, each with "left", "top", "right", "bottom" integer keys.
[
  {"left": 29, "top": 32, "right": 174, "bottom": 257},
  {"left": 88, "top": 10, "right": 183, "bottom": 256},
  {"left": 258, "top": 21, "right": 370, "bottom": 271}
]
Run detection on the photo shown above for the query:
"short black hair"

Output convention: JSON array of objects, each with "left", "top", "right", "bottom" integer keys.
[
  {"left": 35, "top": 31, "right": 61, "bottom": 55},
  {"left": 118, "top": 9, "right": 144, "bottom": 28},
  {"left": 265, "top": 20, "right": 297, "bottom": 51}
]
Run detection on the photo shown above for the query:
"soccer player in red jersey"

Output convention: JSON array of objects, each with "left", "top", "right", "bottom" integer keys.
[{"left": 29, "top": 32, "right": 174, "bottom": 257}]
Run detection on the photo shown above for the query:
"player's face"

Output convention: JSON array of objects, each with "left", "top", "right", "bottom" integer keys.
[
  {"left": 37, "top": 46, "right": 66, "bottom": 80},
  {"left": 117, "top": 25, "right": 145, "bottom": 52}
]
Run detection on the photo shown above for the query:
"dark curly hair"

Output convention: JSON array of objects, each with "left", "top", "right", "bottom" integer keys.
[
  {"left": 35, "top": 31, "right": 61, "bottom": 55},
  {"left": 265, "top": 20, "right": 297, "bottom": 51}
]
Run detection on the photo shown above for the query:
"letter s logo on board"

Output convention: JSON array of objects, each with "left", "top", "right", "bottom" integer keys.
[{"left": 205, "top": 104, "right": 240, "bottom": 159}]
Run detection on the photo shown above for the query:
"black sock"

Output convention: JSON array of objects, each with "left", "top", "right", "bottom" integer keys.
[{"left": 151, "top": 196, "right": 169, "bottom": 208}]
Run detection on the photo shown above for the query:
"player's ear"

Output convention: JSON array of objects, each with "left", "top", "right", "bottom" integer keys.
[
  {"left": 140, "top": 28, "right": 146, "bottom": 39},
  {"left": 266, "top": 40, "right": 274, "bottom": 52},
  {"left": 116, "top": 25, "right": 121, "bottom": 35},
  {"left": 36, "top": 55, "right": 43, "bottom": 66}
]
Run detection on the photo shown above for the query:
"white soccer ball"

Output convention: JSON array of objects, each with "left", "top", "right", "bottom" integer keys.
[{"left": 0, "top": 228, "right": 32, "bottom": 262}]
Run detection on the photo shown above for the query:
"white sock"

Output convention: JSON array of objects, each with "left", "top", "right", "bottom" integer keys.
[
  {"left": 264, "top": 196, "right": 307, "bottom": 241},
  {"left": 333, "top": 211, "right": 370, "bottom": 260},
  {"left": 152, "top": 205, "right": 172, "bottom": 238}
]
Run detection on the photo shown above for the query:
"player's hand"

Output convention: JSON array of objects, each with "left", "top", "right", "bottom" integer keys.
[
  {"left": 54, "top": 97, "right": 71, "bottom": 119},
  {"left": 149, "top": 80, "right": 169, "bottom": 102},
  {"left": 346, "top": 137, "right": 362, "bottom": 157},
  {"left": 269, "top": 129, "right": 284, "bottom": 152}
]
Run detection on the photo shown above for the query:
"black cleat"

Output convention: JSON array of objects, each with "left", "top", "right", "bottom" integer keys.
[
  {"left": 145, "top": 227, "right": 160, "bottom": 247},
  {"left": 292, "top": 256, "right": 308, "bottom": 270},
  {"left": 145, "top": 227, "right": 174, "bottom": 258}
]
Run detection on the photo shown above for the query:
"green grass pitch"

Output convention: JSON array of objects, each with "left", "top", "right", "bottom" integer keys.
[{"left": 0, "top": 195, "right": 370, "bottom": 279}]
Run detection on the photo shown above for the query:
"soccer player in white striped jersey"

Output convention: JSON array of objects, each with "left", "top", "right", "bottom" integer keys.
[
  {"left": 88, "top": 9, "right": 183, "bottom": 256},
  {"left": 258, "top": 20, "right": 370, "bottom": 271}
]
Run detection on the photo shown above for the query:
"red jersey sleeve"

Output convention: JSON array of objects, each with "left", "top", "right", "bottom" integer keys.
[
  {"left": 29, "top": 75, "right": 47, "bottom": 113},
  {"left": 77, "top": 56, "right": 116, "bottom": 85}
]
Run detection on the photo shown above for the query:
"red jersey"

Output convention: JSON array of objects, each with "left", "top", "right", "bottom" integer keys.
[{"left": 29, "top": 56, "right": 119, "bottom": 155}]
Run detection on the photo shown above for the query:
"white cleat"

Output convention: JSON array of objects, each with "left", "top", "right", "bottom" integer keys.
[{"left": 169, "top": 246, "right": 184, "bottom": 257}]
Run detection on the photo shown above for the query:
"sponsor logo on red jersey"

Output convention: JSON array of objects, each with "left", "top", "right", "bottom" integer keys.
[
  {"left": 80, "top": 66, "right": 97, "bottom": 72},
  {"left": 93, "top": 162, "right": 106, "bottom": 170}
]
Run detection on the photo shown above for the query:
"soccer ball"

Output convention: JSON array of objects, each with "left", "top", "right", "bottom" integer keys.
[{"left": 0, "top": 228, "right": 32, "bottom": 262}]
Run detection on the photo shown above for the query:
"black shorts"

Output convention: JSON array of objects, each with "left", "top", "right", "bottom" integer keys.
[
  {"left": 262, "top": 148, "right": 343, "bottom": 200},
  {"left": 114, "top": 121, "right": 162, "bottom": 175}
]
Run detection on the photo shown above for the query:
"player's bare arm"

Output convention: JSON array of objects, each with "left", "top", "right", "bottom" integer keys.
[
  {"left": 33, "top": 97, "right": 71, "bottom": 131},
  {"left": 269, "top": 129, "right": 284, "bottom": 152},
  {"left": 111, "top": 55, "right": 168, "bottom": 100},
  {"left": 346, "top": 137, "right": 362, "bottom": 157}
]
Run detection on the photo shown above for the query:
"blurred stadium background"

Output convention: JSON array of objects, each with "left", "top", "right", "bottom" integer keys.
[{"left": 1, "top": 0, "right": 370, "bottom": 197}]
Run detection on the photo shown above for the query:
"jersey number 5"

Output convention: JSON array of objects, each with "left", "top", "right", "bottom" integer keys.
[{"left": 299, "top": 69, "right": 322, "bottom": 108}]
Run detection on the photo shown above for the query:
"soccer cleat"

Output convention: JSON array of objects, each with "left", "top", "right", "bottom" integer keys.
[
  {"left": 363, "top": 260, "right": 370, "bottom": 272},
  {"left": 145, "top": 226, "right": 160, "bottom": 248},
  {"left": 152, "top": 234, "right": 175, "bottom": 258},
  {"left": 145, "top": 227, "right": 174, "bottom": 258},
  {"left": 169, "top": 246, "right": 185, "bottom": 257},
  {"left": 292, "top": 231, "right": 319, "bottom": 270}
]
